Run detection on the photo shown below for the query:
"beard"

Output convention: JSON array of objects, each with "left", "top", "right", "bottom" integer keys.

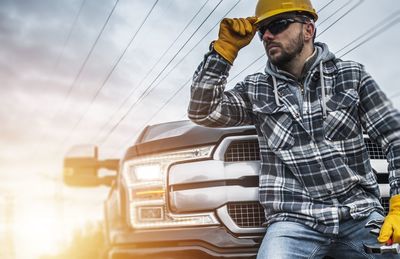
[{"left": 266, "top": 30, "right": 305, "bottom": 67}]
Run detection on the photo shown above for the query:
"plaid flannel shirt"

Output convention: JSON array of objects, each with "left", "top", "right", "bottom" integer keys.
[{"left": 188, "top": 50, "right": 400, "bottom": 234}]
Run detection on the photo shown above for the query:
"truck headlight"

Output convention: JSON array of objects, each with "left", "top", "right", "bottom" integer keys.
[
  {"left": 134, "top": 164, "right": 162, "bottom": 182},
  {"left": 122, "top": 145, "right": 219, "bottom": 228}
]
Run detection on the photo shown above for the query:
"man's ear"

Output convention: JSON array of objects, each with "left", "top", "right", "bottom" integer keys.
[{"left": 304, "top": 23, "right": 315, "bottom": 41}]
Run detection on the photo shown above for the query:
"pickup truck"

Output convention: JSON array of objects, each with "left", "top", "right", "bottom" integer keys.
[{"left": 63, "top": 120, "right": 390, "bottom": 259}]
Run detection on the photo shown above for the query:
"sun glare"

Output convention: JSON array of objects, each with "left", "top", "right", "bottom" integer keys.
[{"left": 12, "top": 200, "right": 66, "bottom": 258}]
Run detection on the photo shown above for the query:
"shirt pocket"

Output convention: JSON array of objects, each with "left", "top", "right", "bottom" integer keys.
[
  {"left": 253, "top": 100, "right": 294, "bottom": 150},
  {"left": 323, "top": 89, "right": 361, "bottom": 141}
]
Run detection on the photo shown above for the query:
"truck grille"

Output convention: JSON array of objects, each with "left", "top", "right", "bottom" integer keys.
[
  {"left": 224, "top": 140, "right": 260, "bottom": 162},
  {"left": 227, "top": 198, "right": 390, "bottom": 228},
  {"left": 224, "top": 138, "right": 385, "bottom": 162},
  {"left": 227, "top": 202, "right": 265, "bottom": 228}
]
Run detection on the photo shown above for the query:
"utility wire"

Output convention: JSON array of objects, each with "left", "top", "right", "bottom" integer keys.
[
  {"left": 96, "top": 0, "right": 160, "bottom": 91},
  {"left": 28, "top": 0, "right": 88, "bottom": 162},
  {"left": 318, "top": 0, "right": 364, "bottom": 37},
  {"left": 61, "top": 0, "right": 120, "bottom": 110},
  {"left": 316, "top": 0, "right": 351, "bottom": 28},
  {"left": 90, "top": 0, "right": 211, "bottom": 143},
  {"left": 98, "top": 0, "right": 223, "bottom": 145},
  {"left": 53, "top": 0, "right": 88, "bottom": 72},
  {"left": 26, "top": 0, "right": 87, "bottom": 119},
  {"left": 104, "top": 0, "right": 242, "bottom": 149},
  {"left": 60, "top": 0, "right": 159, "bottom": 146},
  {"left": 35, "top": 0, "right": 119, "bottom": 151},
  {"left": 144, "top": 0, "right": 242, "bottom": 97},
  {"left": 112, "top": 78, "right": 191, "bottom": 155},
  {"left": 318, "top": 0, "right": 335, "bottom": 14},
  {"left": 339, "top": 15, "right": 400, "bottom": 58},
  {"left": 123, "top": 0, "right": 223, "bottom": 113},
  {"left": 227, "top": 55, "right": 264, "bottom": 84}
]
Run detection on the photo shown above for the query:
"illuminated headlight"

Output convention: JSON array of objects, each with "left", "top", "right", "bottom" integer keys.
[
  {"left": 122, "top": 145, "right": 219, "bottom": 228},
  {"left": 134, "top": 164, "right": 162, "bottom": 182}
]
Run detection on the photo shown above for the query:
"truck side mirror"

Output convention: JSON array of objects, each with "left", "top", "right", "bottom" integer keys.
[{"left": 63, "top": 145, "right": 119, "bottom": 187}]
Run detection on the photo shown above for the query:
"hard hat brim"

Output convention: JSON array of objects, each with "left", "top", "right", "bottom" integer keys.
[{"left": 255, "top": 8, "right": 318, "bottom": 25}]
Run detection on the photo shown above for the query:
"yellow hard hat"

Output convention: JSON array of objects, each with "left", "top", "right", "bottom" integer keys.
[{"left": 255, "top": 0, "right": 318, "bottom": 24}]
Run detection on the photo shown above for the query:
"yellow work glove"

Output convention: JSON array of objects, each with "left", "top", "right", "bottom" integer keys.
[
  {"left": 213, "top": 17, "right": 257, "bottom": 64},
  {"left": 378, "top": 194, "right": 400, "bottom": 244}
]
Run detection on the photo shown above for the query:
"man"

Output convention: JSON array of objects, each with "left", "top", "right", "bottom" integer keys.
[{"left": 188, "top": 0, "right": 400, "bottom": 258}]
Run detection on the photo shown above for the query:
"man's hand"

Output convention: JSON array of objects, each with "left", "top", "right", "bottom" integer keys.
[
  {"left": 378, "top": 194, "right": 400, "bottom": 244},
  {"left": 213, "top": 17, "right": 257, "bottom": 64}
]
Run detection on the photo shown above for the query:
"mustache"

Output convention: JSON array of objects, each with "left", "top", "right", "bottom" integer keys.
[{"left": 264, "top": 41, "right": 282, "bottom": 49}]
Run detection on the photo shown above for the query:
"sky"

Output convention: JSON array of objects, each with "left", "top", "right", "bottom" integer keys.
[{"left": 0, "top": 0, "right": 400, "bottom": 258}]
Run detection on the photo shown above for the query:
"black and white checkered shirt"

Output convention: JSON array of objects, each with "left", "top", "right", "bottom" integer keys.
[{"left": 188, "top": 46, "right": 400, "bottom": 234}]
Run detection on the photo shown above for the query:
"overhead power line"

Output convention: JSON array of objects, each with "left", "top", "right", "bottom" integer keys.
[
  {"left": 132, "top": 0, "right": 242, "bottom": 109},
  {"left": 35, "top": 0, "right": 120, "bottom": 150},
  {"left": 317, "top": 0, "right": 336, "bottom": 14},
  {"left": 142, "top": 0, "right": 242, "bottom": 97},
  {"left": 227, "top": 55, "right": 264, "bottom": 85},
  {"left": 112, "top": 77, "right": 191, "bottom": 155},
  {"left": 61, "top": 0, "right": 121, "bottom": 110},
  {"left": 338, "top": 12, "right": 400, "bottom": 58},
  {"left": 25, "top": 0, "right": 87, "bottom": 119},
  {"left": 29, "top": 0, "right": 89, "bottom": 162},
  {"left": 54, "top": 0, "right": 88, "bottom": 71},
  {"left": 45, "top": 0, "right": 120, "bottom": 126},
  {"left": 90, "top": 0, "right": 211, "bottom": 143},
  {"left": 98, "top": 0, "right": 224, "bottom": 146},
  {"left": 318, "top": 0, "right": 364, "bottom": 37},
  {"left": 123, "top": 0, "right": 223, "bottom": 113},
  {"left": 60, "top": 0, "right": 160, "bottom": 146},
  {"left": 102, "top": 0, "right": 242, "bottom": 149},
  {"left": 316, "top": 0, "right": 351, "bottom": 28},
  {"left": 89, "top": 0, "right": 161, "bottom": 103}
]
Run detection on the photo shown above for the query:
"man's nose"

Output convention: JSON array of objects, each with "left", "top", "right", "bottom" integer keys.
[{"left": 262, "top": 30, "right": 275, "bottom": 41}]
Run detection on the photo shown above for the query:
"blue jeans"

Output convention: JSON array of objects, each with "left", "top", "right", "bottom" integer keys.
[{"left": 257, "top": 212, "right": 399, "bottom": 258}]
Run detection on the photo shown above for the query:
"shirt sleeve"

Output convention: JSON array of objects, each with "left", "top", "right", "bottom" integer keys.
[
  {"left": 357, "top": 65, "right": 400, "bottom": 196},
  {"left": 188, "top": 51, "right": 254, "bottom": 127}
]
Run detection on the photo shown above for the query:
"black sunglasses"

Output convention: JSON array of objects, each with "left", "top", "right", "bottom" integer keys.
[{"left": 258, "top": 18, "right": 307, "bottom": 39}]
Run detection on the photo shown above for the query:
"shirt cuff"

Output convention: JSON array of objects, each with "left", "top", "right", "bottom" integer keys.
[{"left": 390, "top": 179, "right": 400, "bottom": 196}]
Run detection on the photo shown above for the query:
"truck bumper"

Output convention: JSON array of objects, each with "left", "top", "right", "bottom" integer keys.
[{"left": 107, "top": 226, "right": 261, "bottom": 259}]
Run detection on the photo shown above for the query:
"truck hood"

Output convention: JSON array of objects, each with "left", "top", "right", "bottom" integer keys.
[{"left": 123, "top": 120, "right": 256, "bottom": 161}]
